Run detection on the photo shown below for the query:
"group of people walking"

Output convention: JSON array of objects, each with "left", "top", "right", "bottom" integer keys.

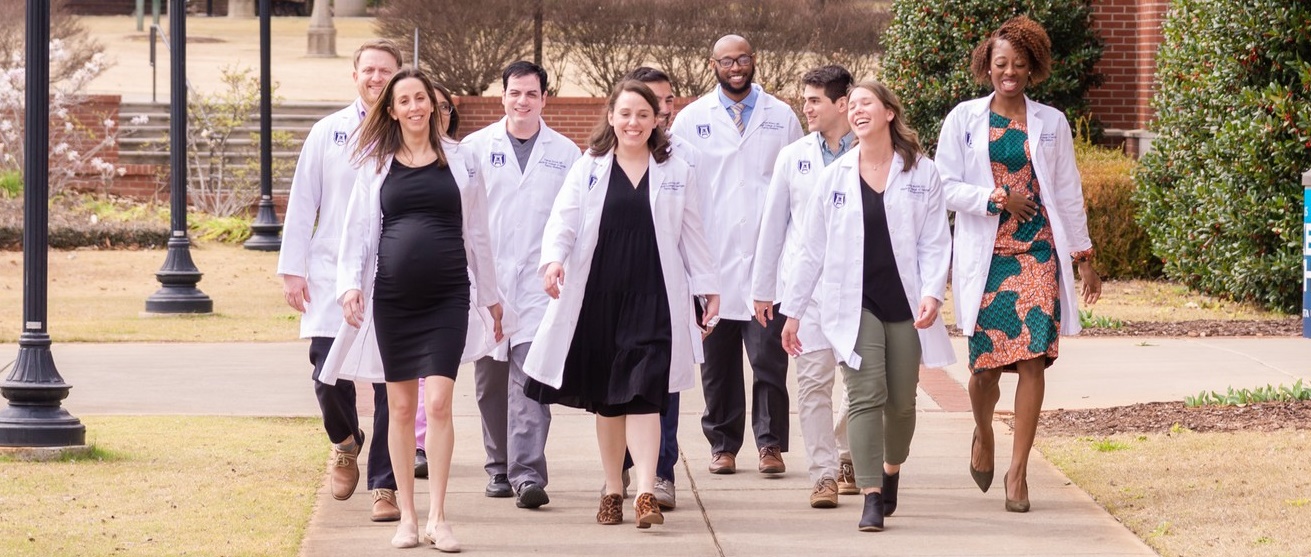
[{"left": 277, "top": 15, "right": 1102, "bottom": 551}]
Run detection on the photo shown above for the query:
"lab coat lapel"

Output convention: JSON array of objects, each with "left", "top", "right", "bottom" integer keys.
[{"left": 968, "top": 95, "right": 995, "bottom": 191}]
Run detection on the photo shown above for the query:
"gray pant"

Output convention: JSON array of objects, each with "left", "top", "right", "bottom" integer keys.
[
  {"left": 840, "top": 310, "right": 920, "bottom": 489},
  {"left": 474, "top": 343, "right": 552, "bottom": 488}
]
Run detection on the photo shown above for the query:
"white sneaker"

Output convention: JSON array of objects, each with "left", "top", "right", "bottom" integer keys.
[{"left": 653, "top": 476, "right": 676, "bottom": 510}]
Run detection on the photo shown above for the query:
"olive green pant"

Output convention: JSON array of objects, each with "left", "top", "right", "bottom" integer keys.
[{"left": 839, "top": 309, "right": 921, "bottom": 489}]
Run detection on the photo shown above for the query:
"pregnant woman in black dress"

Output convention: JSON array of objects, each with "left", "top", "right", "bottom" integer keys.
[
  {"left": 523, "top": 81, "right": 719, "bottom": 530},
  {"left": 341, "top": 68, "right": 501, "bottom": 552}
]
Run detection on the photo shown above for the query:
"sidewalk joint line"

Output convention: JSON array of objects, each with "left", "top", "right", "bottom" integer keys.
[{"left": 680, "top": 447, "right": 726, "bottom": 557}]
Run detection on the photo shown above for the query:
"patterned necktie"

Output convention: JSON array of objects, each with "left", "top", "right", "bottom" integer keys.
[{"left": 729, "top": 102, "right": 746, "bottom": 134}]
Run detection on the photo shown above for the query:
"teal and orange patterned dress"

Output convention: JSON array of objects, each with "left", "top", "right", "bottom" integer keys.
[{"left": 967, "top": 112, "right": 1060, "bottom": 372}]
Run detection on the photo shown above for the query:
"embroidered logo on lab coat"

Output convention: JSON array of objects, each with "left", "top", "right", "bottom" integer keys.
[
  {"left": 333, "top": 131, "right": 348, "bottom": 146},
  {"left": 965, "top": 132, "right": 972, "bottom": 147},
  {"left": 588, "top": 174, "right": 598, "bottom": 190},
  {"left": 798, "top": 160, "right": 811, "bottom": 174},
  {"left": 491, "top": 152, "right": 506, "bottom": 168},
  {"left": 832, "top": 192, "right": 846, "bottom": 208},
  {"left": 697, "top": 125, "right": 711, "bottom": 139}
]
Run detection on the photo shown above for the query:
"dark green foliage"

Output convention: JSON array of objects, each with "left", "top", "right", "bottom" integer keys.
[
  {"left": 880, "top": 0, "right": 1104, "bottom": 154},
  {"left": 1134, "top": 0, "right": 1311, "bottom": 312}
]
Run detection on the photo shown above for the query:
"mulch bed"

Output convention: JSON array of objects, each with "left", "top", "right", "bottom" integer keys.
[
  {"left": 1034, "top": 400, "right": 1311, "bottom": 436},
  {"left": 1077, "top": 317, "right": 1302, "bottom": 337}
]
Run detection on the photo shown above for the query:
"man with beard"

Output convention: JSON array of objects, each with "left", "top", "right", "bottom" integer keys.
[{"left": 670, "top": 35, "right": 803, "bottom": 477}]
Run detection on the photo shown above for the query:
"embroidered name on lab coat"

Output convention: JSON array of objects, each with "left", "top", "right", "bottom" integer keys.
[
  {"left": 761, "top": 121, "right": 785, "bottom": 131},
  {"left": 906, "top": 183, "right": 929, "bottom": 199},
  {"left": 541, "top": 158, "right": 568, "bottom": 171},
  {"left": 1039, "top": 132, "right": 1057, "bottom": 146},
  {"left": 490, "top": 152, "right": 507, "bottom": 168},
  {"left": 660, "top": 180, "right": 685, "bottom": 192}
]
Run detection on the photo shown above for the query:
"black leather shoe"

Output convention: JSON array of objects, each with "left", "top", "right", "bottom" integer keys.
[
  {"left": 515, "top": 481, "right": 550, "bottom": 509},
  {"left": 414, "top": 449, "right": 428, "bottom": 479},
  {"left": 858, "top": 492, "right": 885, "bottom": 532},
  {"left": 881, "top": 471, "right": 899, "bottom": 516},
  {"left": 485, "top": 473, "right": 512, "bottom": 498}
]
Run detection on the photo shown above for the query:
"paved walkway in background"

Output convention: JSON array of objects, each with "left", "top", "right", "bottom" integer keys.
[{"left": 11, "top": 337, "right": 1308, "bottom": 556}]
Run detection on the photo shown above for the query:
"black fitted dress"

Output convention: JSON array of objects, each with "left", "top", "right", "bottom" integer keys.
[
  {"left": 525, "top": 169, "right": 673, "bottom": 417},
  {"left": 372, "top": 158, "right": 470, "bottom": 381}
]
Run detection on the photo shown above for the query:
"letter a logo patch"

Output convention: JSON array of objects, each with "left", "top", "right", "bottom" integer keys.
[
  {"left": 697, "top": 124, "right": 711, "bottom": 139},
  {"left": 832, "top": 192, "right": 846, "bottom": 208},
  {"left": 491, "top": 152, "right": 506, "bottom": 168},
  {"left": 798, "top": 160, "right": 811, "bottom": 174}
]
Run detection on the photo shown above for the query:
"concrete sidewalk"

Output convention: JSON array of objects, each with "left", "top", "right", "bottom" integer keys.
[{"left": 13, "top": 336, "right": 1309, "bottom": 556}]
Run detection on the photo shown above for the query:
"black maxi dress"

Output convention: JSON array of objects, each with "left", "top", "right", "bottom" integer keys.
[
  {"left": 525, "top": 168, "right": 673, "bottom": 417},
  {"left": 372, "top": 158, "right": 470, "bottom": 382}
]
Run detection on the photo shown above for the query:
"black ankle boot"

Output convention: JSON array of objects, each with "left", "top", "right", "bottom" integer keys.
[
  {"left": 881, "top": 471, "right": 899, "bottom": 517},
  {"left": 858, "top": 492, "right": 885, "bottom": 532}
]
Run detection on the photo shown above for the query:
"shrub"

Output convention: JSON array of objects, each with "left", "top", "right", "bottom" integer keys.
[
  {"left": 1134, "top": 0, "right": 1310, "bottom": 313},
  {"left": 0, "top": 169, "right": 19, "bottom": 198},
  {"left": 0, "top": 197, "right": 168, "bottom": 250},
  {"left": 880, "top": 0, "right": 1104, "bottom": 155},
  {"left": 1075, "top": 135, "right": 1161, "bottom": 279}
]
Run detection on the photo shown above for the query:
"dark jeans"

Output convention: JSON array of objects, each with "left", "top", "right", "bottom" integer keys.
[{"left": 310, "top": 336, "right": 396, "bottom": 491}]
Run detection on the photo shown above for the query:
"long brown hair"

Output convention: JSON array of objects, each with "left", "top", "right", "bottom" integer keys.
[
  {"left": 587, "top": 80, "right": 672, "bottom": 163},
  {"left": 353, "top": 67, "right": 449, "bottom": 172},
  {"left": 850, "top": 80, "right": 921, "bottom": 173}
]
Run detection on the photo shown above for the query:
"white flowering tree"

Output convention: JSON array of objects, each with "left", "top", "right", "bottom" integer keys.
[{"left": 0, "top": 39, "right": 134, "bottom": 196}]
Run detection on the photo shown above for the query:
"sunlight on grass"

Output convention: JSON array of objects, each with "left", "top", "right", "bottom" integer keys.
[
  {"left": 1040, "top": 430, "right": 1311, "bottom": 557},
  {"left": 0, "top": 416, "right": 326, "bottom": 557}
]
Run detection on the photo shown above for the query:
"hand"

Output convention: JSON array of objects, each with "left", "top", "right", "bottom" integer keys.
[
  {"left": 781, "top": 317, "right": 802, "bottom": 356},
  {"left": 282, "top": 274, "right": 310, "bottom": 313},
  {"left": 341, "top": 289, "right": 364, "bottom": 328},
  {"left": 1003, "top": 190, "right": 1038, "bottom": 222},
  {"left": 488, "top": 303, "right": 505, "bottom": 342},
  {"left": 752, "top": 300, "right": 774, "bottom": 327},
  {"left": 1078, "top": 261, "right": 1102, "bottom": 305},
  {"left": 913, "top": 296, "right": 941, "bottom": 329},
  {"left": 543, "top": 262, "right": 564, "bottom": 299},
  {"left": 701, "top": 294, "right": 721, "bottom": 330}
]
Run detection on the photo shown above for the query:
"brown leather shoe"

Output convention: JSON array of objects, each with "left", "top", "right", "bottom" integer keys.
[
  {"left": 634, "top": 493, "right": 664, "bottom": 529},
  {"left": 837, "top": 460, "right": 859, "bottom": 495},
  {"left": 708, "top": 452, "right": 736, "bottom": 474},
  {"left": 758, "top": 446, "right": 785, "bottom": 474},
  {"left": 809, "top": 478, "right": 839, "bottom": 508},
  {"left": 328, "top": 433, "right": 363, "bottom": 500},
  {"left": 596, "top": 493, "right": 623, "bottom": 525},
  {"left": 371, "top": 488, "right": 401, "bottom": 522}
]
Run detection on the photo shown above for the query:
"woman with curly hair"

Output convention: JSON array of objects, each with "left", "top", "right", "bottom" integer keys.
[{"left": 935, "top": 16, "right": 1102, "bottom": 513}]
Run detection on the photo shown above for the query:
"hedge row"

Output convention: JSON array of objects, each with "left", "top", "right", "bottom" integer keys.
[{"left": 0, "top": 199, "right": 169, "bottom": 250}]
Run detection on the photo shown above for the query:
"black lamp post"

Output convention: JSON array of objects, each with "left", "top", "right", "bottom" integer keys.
[
  {"left": 145, "top": 0, "right": 213, "bottom": 314},
  {"left": 0, "top": 0, "right": 86, "bottom": 448},
  {"left": 243, "top": 0, "right": 282, "bottom": 251}
]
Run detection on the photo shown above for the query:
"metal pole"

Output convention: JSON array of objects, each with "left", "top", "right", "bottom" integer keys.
[
  {"left": 136, "top": 0, "right": 145, "bottom": 31},
  {"left": 533, "top": 0, "right": 543, "bottom": 65},
  {"left": 150, "top": 25, "right": 157, "bottom": 104},
  {"left": 413, "top": 28, "right": 418, "bottom": 68},
  {"left": 0, "top": 0, "right": 86, "bottom": 448},
  {"left": 244, "top": 0, "right": 282, "bottom": 250},
  {"left": 145, "top": 0, "right": 213, "bottom": 314},
  {"left": 151, "top": 0, "right": 161, "bottom": 26}
]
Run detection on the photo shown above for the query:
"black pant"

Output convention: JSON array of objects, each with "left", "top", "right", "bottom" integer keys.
[
  {"left": 310, "top": 337, "right": 396, "bottom": 491},
  {"left": 699, "top": 311, "right": 790, "bottom": 455}
]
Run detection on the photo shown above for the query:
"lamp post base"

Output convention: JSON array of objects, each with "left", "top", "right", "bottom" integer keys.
[
  {"left": 145, "top": 236, "right": 213, "bottom": 314},
  {"left": 307, "top": 26, "right": 337, "bottom": 58},
  {"left": 243, "top": 198, "right": 282, "bottom": 251},
  {"left": 0, "top": 337, "right": 85, "bottom": 447}
]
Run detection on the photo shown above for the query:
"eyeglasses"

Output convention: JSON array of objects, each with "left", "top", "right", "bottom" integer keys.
[
  {"left": 437, "top": 102, "right": 454, "bottom": 115},
  {"left": 712, "top": 54, "right": 754, "bottom": 69}
]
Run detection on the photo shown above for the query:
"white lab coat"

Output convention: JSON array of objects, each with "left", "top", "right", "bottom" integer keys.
[
  {"left": 276, "top": 100, "right": 365, "bottom": 338},
  {"left": 317, "top": 140, "right": 501, "bottom": 384},
  {"left": 523, "top": 151, "right": 718, "bottom": 391},
  {"left": 751, "top": 132, "right": 830, "bottom": 352},
  {"left": 780, "top": 150, "right": 956, "bottom": 369},
  {"left": 461, "top": 118, "right": 582, "bottom": 358},
  {"left": 669, "top": 85, "right": 803, "bottom": 319},
  {"left": 935, "top": 94, "right": 1092, "bottom": 337}
]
